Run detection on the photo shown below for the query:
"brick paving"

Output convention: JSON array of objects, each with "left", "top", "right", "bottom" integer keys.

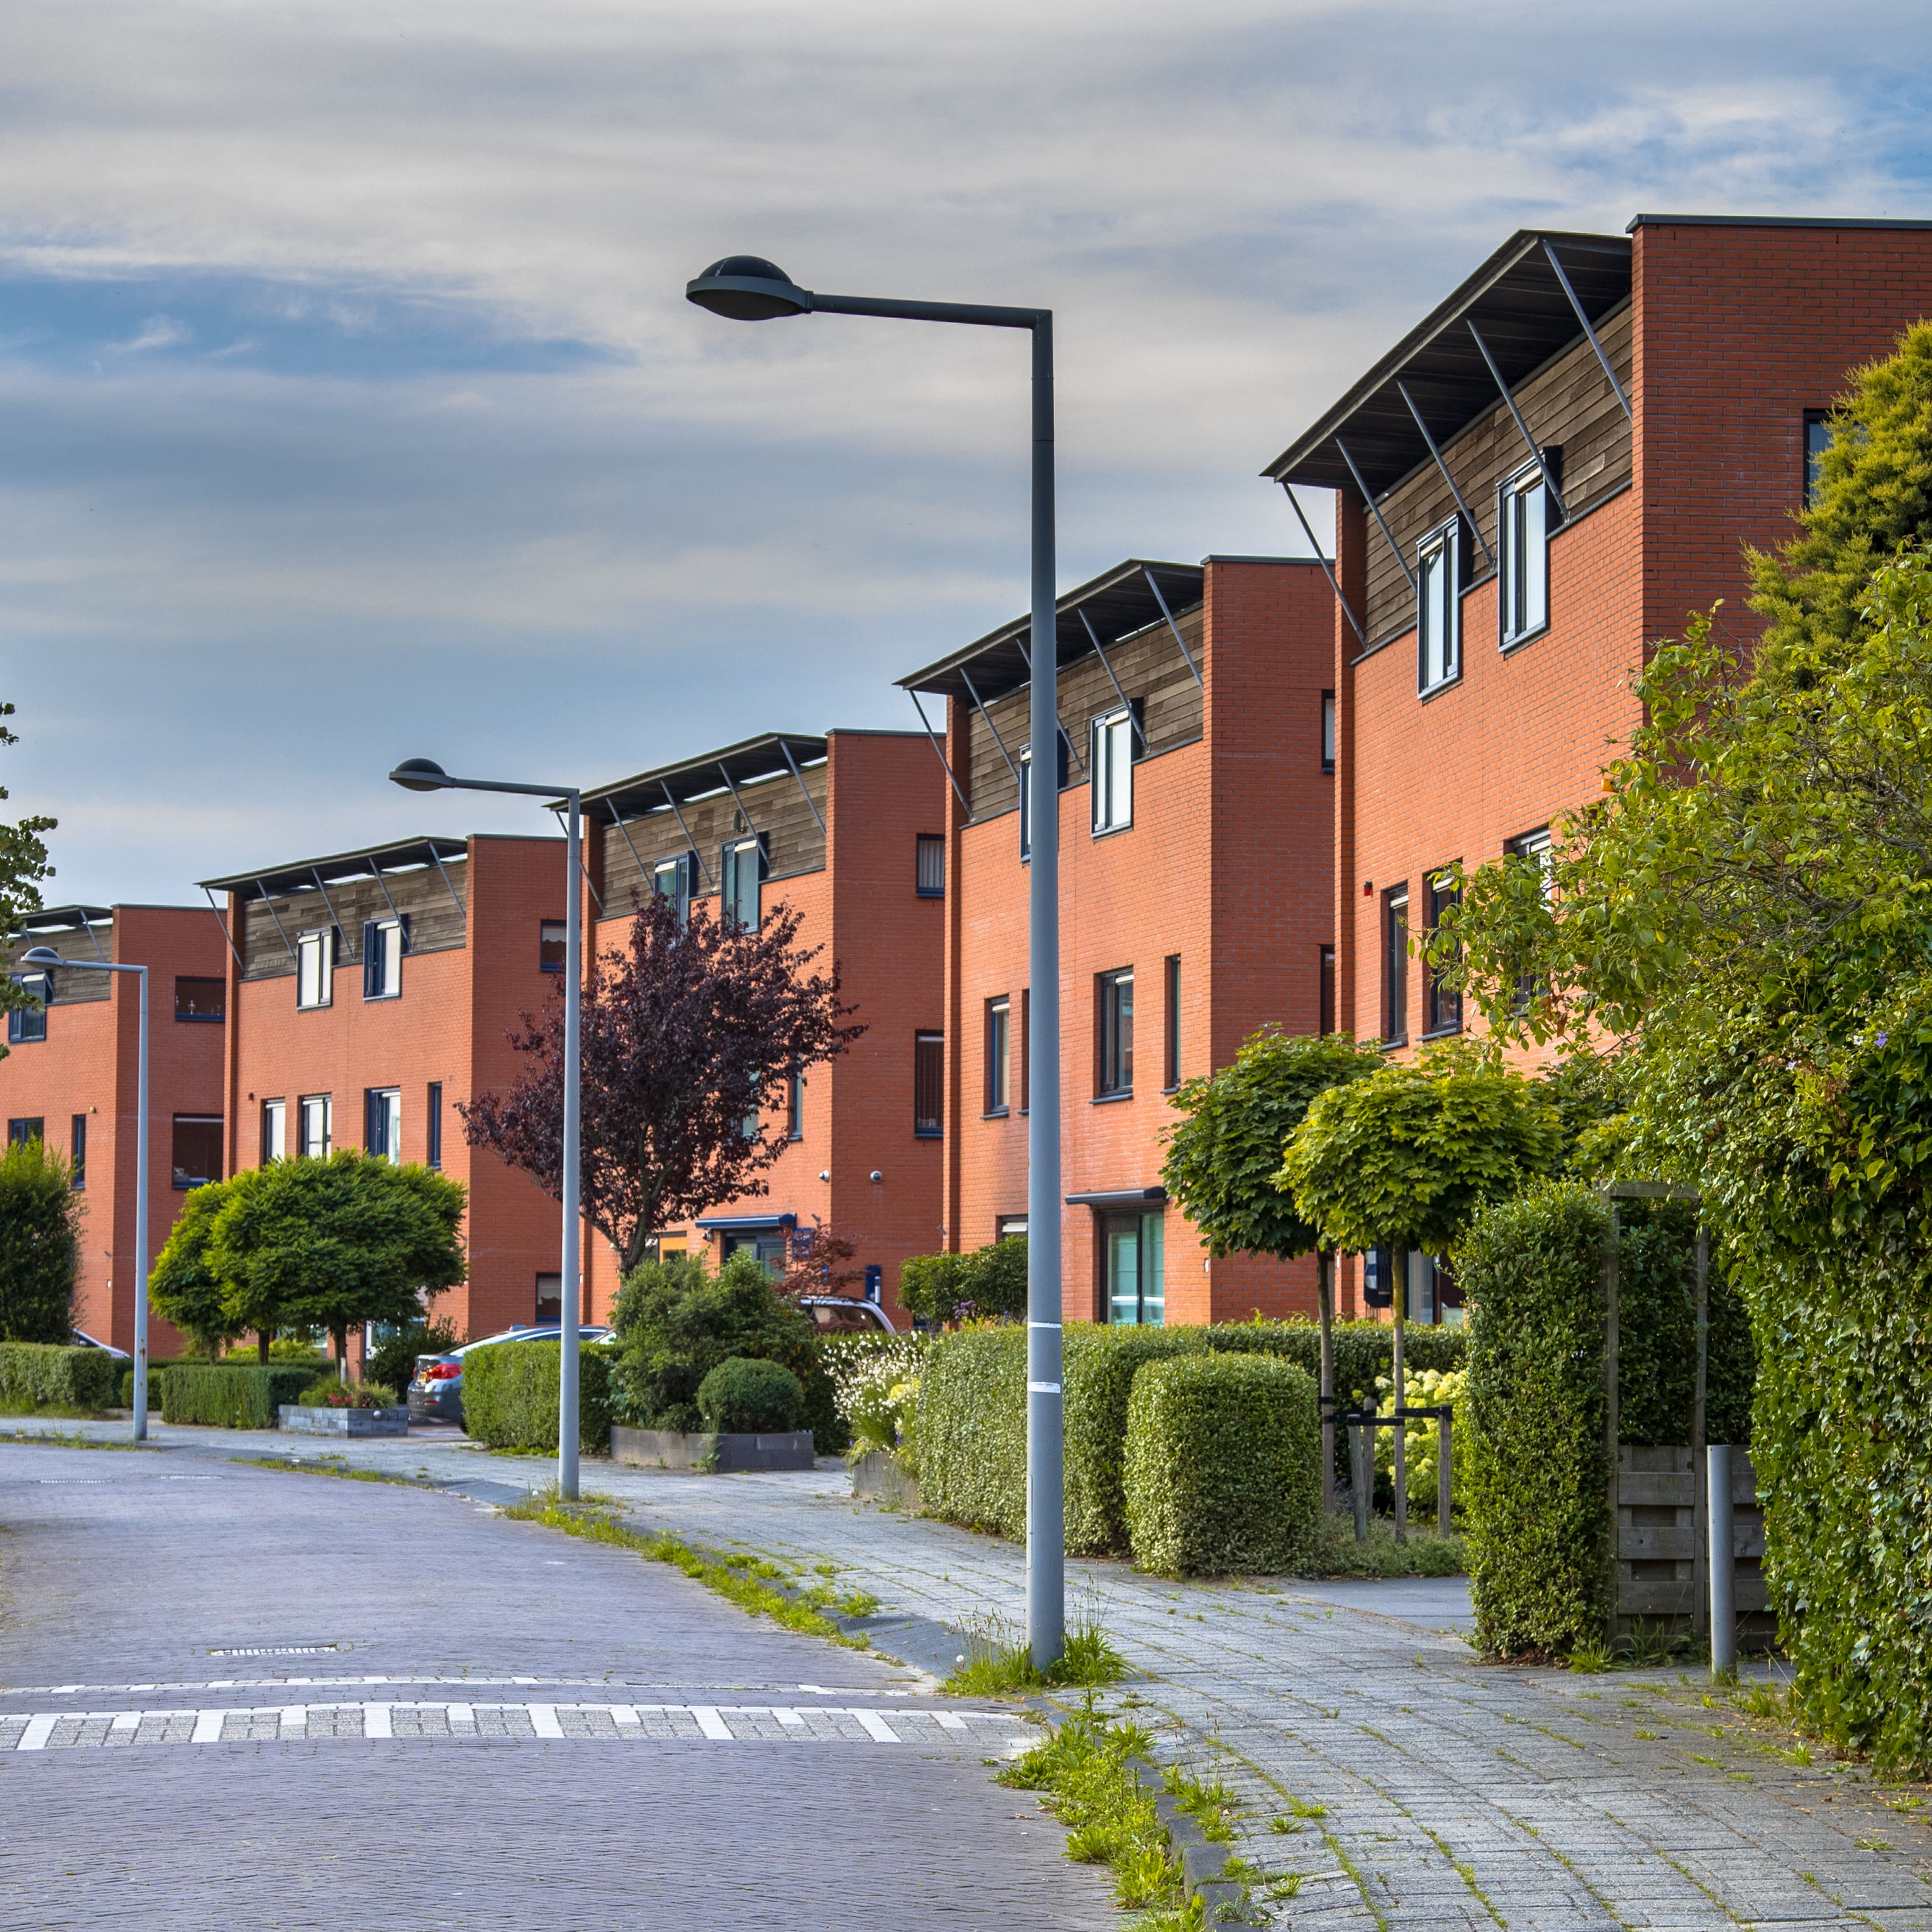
[{"left": 13, "top": 1418, "right": 1932, "bottom": 1928}]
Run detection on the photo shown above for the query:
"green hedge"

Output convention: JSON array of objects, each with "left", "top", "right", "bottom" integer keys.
[
  {"left": 461, "top": 1342, "right": 614, "bottom": 1454},
  {"left": 161, "top": 1365, "right": 316, "bottom": 1428},
  {"left": 916, "top": 1326, "right": 1027, "bottom": 1536},
  {"left": 1123, "top": 1353, "right": 1320, "bottom": 1577},
  {"left": 0, "top": 1342, "right": 121, "bottom": 1412}
]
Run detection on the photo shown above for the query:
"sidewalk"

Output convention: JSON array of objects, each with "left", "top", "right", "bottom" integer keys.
[{"left": 10, "top": 1415, "right": 1932, "bottom": 1928}]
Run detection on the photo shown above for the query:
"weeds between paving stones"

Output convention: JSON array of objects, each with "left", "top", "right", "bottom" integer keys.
[
  {"left": 942, "top": 1607, "right": 1130, "bottom": 1696},
  {"left": 0, "top": 1429, "right": 154, "bottom": 1452}
]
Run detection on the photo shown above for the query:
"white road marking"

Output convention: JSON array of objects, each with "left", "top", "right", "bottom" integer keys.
[
  {"left": 190, "top": 1711, "right": 223, "bottom": 1743},
  {"left": 529, "top": 1704, "right": 563, "bottom": 1739},
  {"left": 773, "top": 1708, "right": 806, "bottom": 1728},
  {"left": 691, "top": 1705, "right": 732, "bottom": 1740},
  {"left": 851, "top": 1709, "right": 900, "bottom": 1743},
  {"left": 934, "top": 1713, "right": 967, "bottom": 1731},
  {"left": 16, "top": 1716, "right": 55, "bottom": 1751},
  {"left": 363, "top": 1703, "right": 393, "bottom": 1739}
]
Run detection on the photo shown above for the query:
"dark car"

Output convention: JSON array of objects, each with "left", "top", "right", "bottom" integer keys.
[{"left": 408, "top": 1323, "right": 610, "bottom": 1427}]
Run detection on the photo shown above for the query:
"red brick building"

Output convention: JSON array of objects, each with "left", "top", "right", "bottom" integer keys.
[
  {"left": 0, "top": 903, "right": 227, "bottom": 1351},
  {"left": 898, "top": 555, "right": 1335, "bottom": 1326},
  {"left": 204, "top": 834, "right": 569, "bottom": 1341},
  {"left": 1266, "top": 214, "right": 1932, "bottom": 1322},
  {"left": 577, "top": 730, "right": 946, "bottom": 1324}
]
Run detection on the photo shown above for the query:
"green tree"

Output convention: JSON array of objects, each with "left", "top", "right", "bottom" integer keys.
[
  {"left": 0, "top": 1134, "right": 80, "bottom": 1342},
  {"left": 149, "top": 1179, "right": 250, "bottom": 1358},
  {"left": 0, "top": 699, "right": 59, "bottom": 1046}
]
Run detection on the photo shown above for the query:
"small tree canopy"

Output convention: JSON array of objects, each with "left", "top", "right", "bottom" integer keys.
[
  {"left": 1279, "top": 1042, "right": 1563, "bottom": 1257},
  {"left": 0, "top": 1135, "right": 80, "bottom": 1342},
  {"left": 149, "top": 1180, "right": 248, "bottom": 1358},
  {"left": 897, "top": 1237, "right": 1026, "bottom": 1325},
  {"left": 1162, "top": 1028, "right": 1384, "bottom": 1261}
]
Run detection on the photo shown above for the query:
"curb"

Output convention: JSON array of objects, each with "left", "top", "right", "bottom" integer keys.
[{"left": 1129, "top": 1758, "right": 1255, "bottom": 1925}]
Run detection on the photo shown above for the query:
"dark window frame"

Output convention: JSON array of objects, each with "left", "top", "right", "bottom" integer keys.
[
  {"left": 296, "top": 929, "right": 335, "bottom": 1010},
  {"left": 913, "top": 1031, "right": 944, "bottom": 1138},
  {"left": 261, "top": 1097, "right": 286, "bottom": 1164},
  {"left": 720, "top": 833, "right": 768, "bottom": 930},
  {"left": 1803, "top": 410, "right": 1834, "bottom": 508},
  {"left": 1381, "top": 886, "right": 1410, "bottom": 1046},
  {"left": 539, "top": 920, "right": 568, "bottom": 972},
  {"left": 1019, "top": 988, "right": 1031, "bottom": 1115},
  {"left": 915, "top": 834, "right": 946, "bottom": 898},
  {"left": 1416, "top": 514, "right": 1465, "bottom": 696},
  {"left": 1096, "top": 967, "right": 1134, "bottom": 1099},
  {"left": 1162, "top": 955, "right": 1181, "bottom": 1092},
  {"left": 170, "top": 1113, "right": 224, "bottom": 1192},
  {"left": 298, "top": 1093, "right": 332, "bottom": 1159},
  {"left": 426, "top": 1082, "right": 443, "bottom": 1169},
  {"left": 1423, "top": 870, "right": 1462, "bottom": 1037},
  {"left": 1319, "top": 944, "right": 1336, "bottom": 1037},
  {"left": 984, "top": 995, "right": 1010, "bottom": 1117},
  {"left": 786, "top": 1066, "right": 804, "bottom": 1142},
  {"left": 8, "top": 973, "right": 48, "bottom": 1045},
  {"left": 1497, "top": 455, "right": 1554, "bottom": 652},
  {"left": 70, "top": 1113, "right": 87, "bottom": 1190},
  {"left": 173, "top": 976, "right": 226, "bottom": 1023},
  {"left": 8, "top": 1116, "right": 44, "bottom": 1147},
  {"left": 1321, "top": 690, "right": 1337, "bottom": 773}
]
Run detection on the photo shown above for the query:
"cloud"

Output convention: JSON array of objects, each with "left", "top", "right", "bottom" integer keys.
[{"left": 109, "top": 313, "right": 191, "bottom": 354}]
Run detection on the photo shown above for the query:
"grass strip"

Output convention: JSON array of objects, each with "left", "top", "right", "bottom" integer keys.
[
  {"left": 234, "top": 1454, "right": 438, "bottom": 1489},
  {"left": 0, "top": 1427, "right": 153, "bottom": 1452}
]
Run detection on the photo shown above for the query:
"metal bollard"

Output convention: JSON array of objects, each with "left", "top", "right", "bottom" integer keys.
[
  {"left": 1438, "top": 1410, "right": 1453, "bottom": 1536},
  {"left": 1708, "top": 1444, "right": 1736, "bottom": 1677},
  {"left": 1352, "top": 1407, "right": 1371, "bottom": 1543}
]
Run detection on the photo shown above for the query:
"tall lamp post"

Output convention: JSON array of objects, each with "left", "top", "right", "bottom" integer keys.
[
  {"left": 685, "top": 256, "right": 1064, "bottom": 1667},
  {"left": 21, "top": 946, "right": 149, "bottom": 1441},
  {"left": 389, "top": 759, "right": 584, "bottom": 1501}
]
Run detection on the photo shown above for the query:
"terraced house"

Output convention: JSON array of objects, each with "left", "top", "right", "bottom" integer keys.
[
  {"left": 1268, "top": 213, "right": 1932, "bottom": 1323},
  {"left": 898, "top": 555, "right": 1334, "bottom": 1327}
]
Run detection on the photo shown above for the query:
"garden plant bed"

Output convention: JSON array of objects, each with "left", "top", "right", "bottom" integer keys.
[
  {"left": 609, "top": 1425, "right": 815, "bottom": 1472},
  {"left": 849, "top": 1449, "right": 919, "bottom": 1509},
  {"left": 277, "top": 1404, "right": 411, "bottom": 1438}
]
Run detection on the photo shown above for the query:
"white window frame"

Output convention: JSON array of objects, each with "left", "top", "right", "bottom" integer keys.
[
  {"left": 1018, "top": 745, "right": 1033, "bottom": 861},
  {"left": 296, "top": 930, "right": 334, "bottom": 1010},
  {"left": 366, "top": 1086, "right": 402, "bottom": 1161},
  {"left": 721, "top": 836, "right": 763, "bottom": 929},
  {"left": 652, "top": 854, "right": 694, "bottom": 924},
  {"left": 1498, "top": 460, "right": 1551, "bottom": 648},
  {"left": 1416, "top": 516, "right": 1462, "bottom": 696},
  {"left": 299, "top": 1093, "right": 332, "bottom": 1159},
  {"left": 1090, "top": 706, "right": 1134, "bottom": 835},
  {"left": 261, "top": 1098, "right": 286, "bottom": 1163}
]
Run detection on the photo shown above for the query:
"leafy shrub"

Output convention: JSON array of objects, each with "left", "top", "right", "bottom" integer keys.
[
  {"left": 161, "top": 1365, "right": 315, "bottom": 1429},
  {"left": 460, "top": 1341, "right": 614, "bottom": 1454},
  {"left": 696, "top": 1356, "right": 805, "bottom": 1433},
  {"left": 294, "top": 1378, "right": 400, "bottom": 1409},
  {"left": 364, "top": 1318, "right": 462, "bottom": 1402},
  {"left": 917, "top": 1324, "right": 1027, "bottom": 1535},
  {"left": 898, "top": 1237, "right": 1028, "bottom": 1325},
  {"left": 0, "top": 1341, "right": 119, "bottom": 1412},
  {"left": 828, "top": 1332, "right": 926, "bottom": 1461},
  {"left": 0, "top": 1136, "right": 80, "bottom": 1343},
  {"left": 1063, "top": 1326, "right": 1204, "bottom": 1551},
  {"left": 1123, "top": 1352, "right": 1320, "bottom": 1577}
]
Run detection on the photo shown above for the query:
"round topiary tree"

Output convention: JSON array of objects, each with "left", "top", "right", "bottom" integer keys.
[{"left": 697, "top": 1355, "right": 806, "bottom": 1434}]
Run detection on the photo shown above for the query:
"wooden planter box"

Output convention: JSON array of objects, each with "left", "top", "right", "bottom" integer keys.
[
  {"left": 277, "top": 1404, "right": 411, "bottom": 1438},
  {"left": 609, "top": 1425, "right": 815, "bottom": 1472},
  {"left": 849, "top": 1449, "right": 920, "bottom": 1510}
]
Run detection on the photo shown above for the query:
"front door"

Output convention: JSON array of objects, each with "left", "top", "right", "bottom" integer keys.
[{"left": 1103, "top": 1211, "right": 1165, "bottom": 1325}]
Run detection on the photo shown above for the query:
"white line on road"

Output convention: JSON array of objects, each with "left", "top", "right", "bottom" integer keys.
[
  {"left": 690, "top": 1706, "right": 732, "bottom": 1740},
  {"left": 190, "top": 1711, "right": 223, "bottom": 1744},
  {"left": 851, "top": 1710, "right": 900, "bottom": 1744}
]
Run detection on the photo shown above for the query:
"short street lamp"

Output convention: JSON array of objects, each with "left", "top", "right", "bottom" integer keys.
[
  {"left": 21, "top": 946, "right": 150, "bottom": 1441},
  {"left": 686, "top": 255, "right": 1065, "bottom": 1667},
  {"left": 389, "top": 758, "right": 585, "bottom": 1500}
]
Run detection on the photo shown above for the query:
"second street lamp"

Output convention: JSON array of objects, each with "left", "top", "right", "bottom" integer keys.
[
  {"left": 389, "top": 758, "right": 585, "bottom": 1501},
  {"left": 686, "top": 255, "right": 1065, "bottom": 1668}
]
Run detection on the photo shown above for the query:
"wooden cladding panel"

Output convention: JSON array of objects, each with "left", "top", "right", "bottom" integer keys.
[
  {"left": 964, "top": 603, "right": 1205, "bottom": 825},
  {"left": 1360, "top": 301, "right": 1634, "bottom": 648},
  {"left": 602, "top": 761, "right": 828, "bottom": 912},
  {"left": 240, "top": 858, "right": 469, "bottom": 981},
  {"left": 0, "top": 931, "right": 113, "bottom": 1004}
]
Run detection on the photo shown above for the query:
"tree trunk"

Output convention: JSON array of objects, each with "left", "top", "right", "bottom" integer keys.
[
  {"left": 334, "top": 1324, "right": 349, "bottom": 1382},
  {"left": 257, "top": 1330, "right": 270, "bottom": 1365}
]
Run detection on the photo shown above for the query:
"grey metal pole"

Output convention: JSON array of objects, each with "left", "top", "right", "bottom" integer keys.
[
  {"left": 1025, "top": 313, "right": 1064, "bottom": 1672},
  {"left": 559, "top": 790, "right": 582, "bottom": 1502},
  {"left": 132, "top": 967, "right": 149, "bottom": 1443},
  {"left": 1708, "top": 1444, "right": 1736, "bottom": 1676}
]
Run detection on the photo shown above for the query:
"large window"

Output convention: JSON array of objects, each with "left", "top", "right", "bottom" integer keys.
[
  {"left": 652, "top": 854, "right": 697, "bottom": 924},
  {"left": 299, "top": 1093, "right": 332, "bottom": 1159},
  {"left": 534, "top": 1273, "right": 563, "bottom": 1323},
  {"left": 1096, "top": 968, "right": 1134, "bottom": 1098},
  {"left": 8, "top": 1117, "right": 43, "bottom": 1147},
  {"left": 914, "top": 1032, "right": 943, "bottom": 1138},
  {"left": 174, "top": 976, "right": 225, "bottom": 1023},
  {"left": 171, "top": 1115, "right": 223, "bottom": 1190},
  {"left": 296, "top": 930, "right": 334, "bottom": 1010},
  {"left": 1416, "top": 517, "right": 1462, "bottom": 694},
  {"left": 1382, "top": 886, "right": 1410, "bottom": 1045},
  {"left": 363, "top": 917, "right": 405, "bottom": 1001},
  {"left": 8, "top": 973, "right": 48, "bottom": 1044},
  {"left": 721, "top": 836, "right": 764, "bottom": 929},
  {"left": 1104, "top": 1210, "right": 1165, "bottom": 1326},
  {"left": 1424, "top": 871, "right": 1461, "bottom": 1035},
  {"left": 261, "top": 1098, "right": 286, "bottom": 1163},
  {"left": 915, "top": 834, "right": 946, "bottom": 897},
  {"left": 365, "top": 1087, "right": 402, "bottom": 1161},
  {"left": 426, "top": 1082, "right": 442, "bottom": 1169},
  {"left": 985, "top": 996, "right": 1010, "bottom": 1115},
  {"left": 1162, "top": 955, "right": 1181, "bottom": 1090},
  {"left": 1091, "top": 706, "right": 1135, "bottom": 835},
  {"left": 70, "top": 1115, "right": 86, "bottom": 1190},
  {"left": 1499, "top": 461, "right": 1550, "bottom": 647},
  {"left": 539, "top": 920, "right": 568, "bottom": 971}
]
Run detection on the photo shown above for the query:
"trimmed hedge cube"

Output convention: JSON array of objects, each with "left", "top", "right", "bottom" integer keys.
[
  {"left": 0, "top": 1341, "right": 121, "bottom": 1412},
  {"left": 461, "top": 1341, "right": 614, "bottom": 1454},
  {"left": 1123, "top": 1352, "right": 1320, "bottom": 1577},
  {"left": 160, "top": 1365, "right": 316, "bottom": 1428}
]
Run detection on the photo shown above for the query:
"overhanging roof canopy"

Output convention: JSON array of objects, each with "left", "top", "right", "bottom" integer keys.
[
  {"left": 1265, "top": 229, "right": 1631, "bottom": 499},
  {"left": 896, "top": 558, "right": 1204, "bottom": 706},
  {"left": 200, "top": 836, "right": 471, "bottom": 901},
  {"left": 583, "top": 732, "right": 829, "bottom": 823},
  {"left": 11, "top": 904, "right": 114, "bottom": 932}
]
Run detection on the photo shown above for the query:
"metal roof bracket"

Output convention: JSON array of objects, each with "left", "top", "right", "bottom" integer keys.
[
  {"left": 1015, "top": 636, "right": 1087, "bottom": 773},
  {"left": 778, "top": 740, "right": 828, "bottom": 837},
  {"left": 1076, "top": 609, "right": 1149, "bottom": 752},
  {"left": 717, "top": 763, "right": 760, "bottom": 849},
  {"left": 606, "top": 806, "right": 656, "bottom": 903},
  {"left": 906, "top": 690, "right": 970, "bottom": 813},
  {"left": 428, "top": 845, "right": 467, "bottom": 925},
  {"left": 662, "top": 782, "right": 717, "bottom": 887},
  {"left": 1544, "top": 241, "right": 1632, "bottom": 421},
  {"left": 369, "top": 859, "right": 404, "bottom": 924},
  {"left": 1467, "top": 319, "right": 1569, "bottom": 520},
  {"left": 201, "top": 886, "right": 244, "bottom": 972},
  {"left": 1279, "top": 483, "right": 1366, "bottom": 647},
  {"left": 1142, "top": 567, "right": 1204, "bottom": 689},
  {"left": 308, "top": 868, "right": 348, "bottom": 949},
  {"left": 959, "top": 665, "right": 1025, "bottom": 789},
  {"left": 1398, "top": 382, "right": 1496, "bottom": 567},
  {"left": 1335, "top": 439, "right": 1418, "bottom": 592},
  {"left": 255, "top": 881, "right": 299, "bottom": 962}
]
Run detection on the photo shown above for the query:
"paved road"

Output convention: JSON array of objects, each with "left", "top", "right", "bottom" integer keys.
[{"left": 0, "top": 1438, "right": 1115, "bottom": 1932}]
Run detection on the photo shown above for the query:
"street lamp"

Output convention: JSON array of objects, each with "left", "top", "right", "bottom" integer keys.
[
  {"left": 22, "top": 946, "right": 150, "bottom": 1441},
  {"left": 389, "top": 758, "right": 585, "bottom": 1501},
  {"left": 686, "top": 255, "right": 1065, "bottom": 1667}
]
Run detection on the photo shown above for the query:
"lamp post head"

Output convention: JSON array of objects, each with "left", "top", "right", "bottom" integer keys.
[
  {"left": 20, "top": 946, "right": 59, "bottom": 967},
  {"left": 686, "top": 256, "right": 812, "bottom": 321},
  {"left": 389, "top": 758, "right": 452, "bottom": 794}
]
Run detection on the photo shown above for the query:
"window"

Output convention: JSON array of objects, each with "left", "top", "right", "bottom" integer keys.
[
  {"left": 261, "top": 1098, "right": 286, "bottom": 1163},
  {"left": 1319, "top": 945, "right": 1336, "bottom": 1037},
  {"left": 1382, "top": 887, "right": 1410, "bottom": 1045},
  {"left": 427, "top": 1082, "right": 443, "bottom": 1169},
  {"left": 985, "top": 997, "right": 1010, "bottom": 1115},
  {"left": 539, "top": 920, "right": 567, "bottom": 971},
  {"left": 1509, "top": 828, "right": 1555, "bottom": 1012},
  {"left": 174, "top": 976, "right": 225, "bottom": 1023},
  {"left": 363, "top": 917, "right": 405, "bottom": 1000},
  {"left": 1103, "top": 1210, "right": 1165, "bottom": 1326},
  {"left": 1162, "top": 956, "right": 1181, "bottom": 1090},
  {"left": 914, "top": 1032, "right": 943, "bottom": 1138},
  {"left": 786, "top": 1067, "right": 803, "bottom": 1141},
  {"left": 171, "top": 1115, "right": 223, "bottom": 1190},
  {"left": 70, "top": 1115, "right": 86, "bottom": 1189},
  {"left": 1020, "top": 987, "right": 1031, "bottom": 1113},
  {"left": 652, "top": 854, "right": 697, "bottom": 924},
  {"left": 1096, "top": 968, "right": 1134, "bottom": 1098},
  {"left": 299, "top": 1094, "right": 332, "bottom": 1159},
  {"left": 721, "top": 835, "right": 764, "bottom": 928},
  {"left": 534, "top": 1273, "right": 563, "bottom": 1323},
  {"left": 1321, "top": 690, "right": 1337, "bottom": 773},
  {"left": 8, "top": 973, "right": 48, "bottom": 1044},
  {"left": 1090, "top": 706, "right": 1135, "bottom": 835},
  {"left": 1424, "top": 871, "right": 1461, "bottom": 1035},
  {"left": 365, "top": 1087, "right": 402, "bottom": 1161},
  {"left": 1416, "top": 517, "right": 1462, "bottom": 694},
  {"left": 1498, "top": 461, "right": 1550, "bottom": 647},
  {"left": 296, "top": 930, "right": 334, "bottom": 1010},
  {"left": 1018, "top": 739, "right": 1069, "bottom": 861},
  {"left": 1805, "top": 410, "right": 1834, "bottom": 506},
  {"left": 997, "top": 1215, "right": 1028, "bottom": 1243},
  {"left": 8, "top": 1117, "right": 43, "bottom": 1147},
  {"left": 915, "top": 834, "right": 946, "bottom": 897}
]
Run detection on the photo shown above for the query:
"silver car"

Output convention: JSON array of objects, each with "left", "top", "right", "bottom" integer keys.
[{"left": 408, "top": 1323, "right": 611, "bottom": 1426}]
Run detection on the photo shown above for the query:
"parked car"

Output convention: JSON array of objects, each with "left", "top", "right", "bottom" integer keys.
[
  {"left": 795, "top": 1295, "right": 897, "bottom": 1334},
  {"left": 408, "top": 1323, "right": 611, "bottom": 1427},
  {"left": 69, "top": 1329, "right": 130, "bottom": 1359}
]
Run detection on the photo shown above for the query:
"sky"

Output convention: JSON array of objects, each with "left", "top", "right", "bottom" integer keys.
[{"left": 5, "top": 0, "right": 1932, "bottom": 906}]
